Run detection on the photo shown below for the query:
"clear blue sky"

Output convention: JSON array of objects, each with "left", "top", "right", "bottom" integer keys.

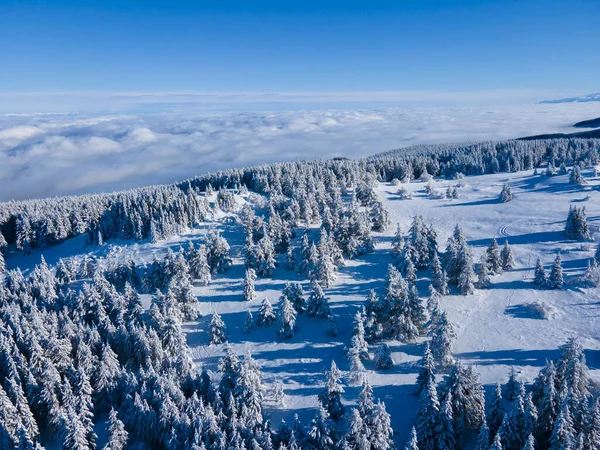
[{"left": 0, "top": 0, "right": 598, "bottom": 95}]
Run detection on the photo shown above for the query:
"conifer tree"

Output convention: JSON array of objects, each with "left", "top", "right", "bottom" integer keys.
[
  {"left": 350, "top": 310, "right": 370, "bottom": 360},
  {"left": 307, "top": 280, "right": 331, "bottom": 318},
  {"left": 477, "top": 255, "right": 491, "bottom": 289},
  {"left": 436, "top": 394, "right": 456, "bottom": 450},
  {"left": 283, "top": 282, "right": 306, "bottom": 313},
  {"left": 209, "top": 313, "right": 227, "bottom": 345},
  {"left": 431, "top": 253, "right": 449, "bottom": 295},
  {"left": 416, "top": 376, "right": 440, "bottom": 450},
  {"left": 327, "top": 314, "right": 339, "bottom": 337},
  {"left": 548, "top": 254, "right": 564, "bottom": 289},
  {"left": 569, "top": 166, "right": 587, "bottom": 186},
  {"left": 104, "top": 408, "right": 128, "bottom": 450},
  {"left": 347, "top": 343, "right": 365, "bottom": 386},
  {"left": 257, "top": 298, "right": 277, "bottom": 326},
  {"left": 565, "top": 206, "right": 591, "bottom": 240},
  {"left": 244, "top": 310, "right": 254, "bottom": 334},
  {"left": 244, "top": 268, "right": 257, "bottom": 302},
  {"left": 475, "top": 419, "right": 490, "bottom": 450},
  {"left": 442, "top": 362, "right": 485, "bottom": 442},
  {"left": 405, "top": 426, "right": 419, "bottom": 450},
  {"left": 458, "top": 245, "right": 476, "bottom": 295},
  {"left": 534, "top": 257, "right": 547, "bottom": 286},
  {"left": 319, "top": 361, "right": 345, "bottom": 420},
  {"left": 487, "top": 383, "right": 505, "bottom": 439},
  {"left": 369, "top": 400, "right": 394, "bottom": 450},
  {"left": 500, "top": 240, "right": 515, "bottom": 271},
  {"left": 550, "top": 403, "right": 575, "bottom": 450},
  {"left": 500, "top": 184, "right": 513, "bottom": 203},
  {"left": 285, "top": 246, "right": 296, "bottom": 270},
  {"left": 307, "top": 406, "right": 337, "bottom": 450},
  {"left": 486, "top": 238, "right": 503, "bottom": 274},
  {"left": 277, "top": 296, "right": 297, "bottom": 340},
  {"left": 416, "top": 343, "right": 436, "bottom": 396},
  {"left": 490, "top": 433, "right": 503, "bottom": 450},
  {"left": 431, "top": 312, "right": 456, "bottom": 369},
  {"left": 374, "top": 343, "right": 394, "bottom": 370}
]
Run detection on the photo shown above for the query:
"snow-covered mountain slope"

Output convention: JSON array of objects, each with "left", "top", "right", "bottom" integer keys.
[{"left": 8, "top": 167, "right": 600, "bottom": 446}]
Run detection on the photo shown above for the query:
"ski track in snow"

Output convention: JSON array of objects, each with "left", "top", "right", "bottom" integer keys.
[{"left": 7, "top": 168, "right": 600, "bottom": 445}]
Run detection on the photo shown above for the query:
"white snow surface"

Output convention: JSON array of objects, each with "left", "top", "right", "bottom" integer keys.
[{"left": 7, "top": 168, "right": 600, "bottom": 444}]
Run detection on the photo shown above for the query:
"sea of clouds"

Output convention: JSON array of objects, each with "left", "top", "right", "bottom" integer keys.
[{"left": 1, "top": 103, "right": 598, "bottom": 201}]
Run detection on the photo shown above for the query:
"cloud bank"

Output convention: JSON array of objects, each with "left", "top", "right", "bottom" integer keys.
[{"left": 1, "top": 103, "right": 599, "bottom": 201}]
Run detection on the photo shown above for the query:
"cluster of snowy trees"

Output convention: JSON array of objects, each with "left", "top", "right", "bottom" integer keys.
[
  {"left": 0, "top": 245, "right": 398, "bottom": 450},
  {"left": 3, "top": 137, "right": 599, "bottom": 258},
  {"left": 565, "top": 206, "right": 591, "bottom": 241},
  {"left": 410, "top": 337, "right": 598, "bottom": 450}
]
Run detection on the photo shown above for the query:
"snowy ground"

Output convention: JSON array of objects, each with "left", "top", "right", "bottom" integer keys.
[{"left": 7, "top": 167, "right": 600, "bottom": 444}]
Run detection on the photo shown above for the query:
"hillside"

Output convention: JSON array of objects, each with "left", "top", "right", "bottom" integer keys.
[{"left": 1, "top": 146, "right": 599, "bottom": 449}]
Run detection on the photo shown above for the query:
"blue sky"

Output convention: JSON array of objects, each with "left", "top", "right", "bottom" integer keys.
[{"left": 0, "top": 0, "right": 598, "bottom": 109}]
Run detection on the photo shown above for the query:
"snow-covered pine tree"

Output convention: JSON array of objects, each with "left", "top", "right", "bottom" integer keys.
[
  {"left": 244, "top": 310, "right": 254, "bottom": 334},
  {"left": 500, "top": 184, "right": 513, "bottom": 203},
  {"left": 533, "top": 257, "right": 547, "bottom": 286},
  {"left": 209, "top": 313, "right": 227, "bottom": 345},
  {"left": 436, "top": 394, "right": 456, "bottom": 450},
  {"left": 431, "top": 253, "right": 449, "bottom": 295},
  {"left": 486, "top": 238, "right": 503, "bottom": 274},
  {"left": 476, "top": 254, "right": 491, "bottom": 289},
  {"left": 550, "top": 403, "right": 575, "bottom": 450},
  {"left": 374, "top": 343, "right": 394, "bottom": 370},
  {"left": 458, "top": 245, "right": 476, "bottom": 295},
  {"left": 431, "top": 312, "right": 456, "bottom": 369},
  {"left": 370, "top": 199, "right": 390, "bottom": 232},
  {"left": 244, "top": 268, "right": 257, "bottom": 302},
  {"left": 285, "top": 246, "right": 296, "bottom": 270},
  {"left": 307, "top": 280, "right": 331, "bottom": 318},
  {"left": 500, "top": 240, "right": 515, "bottom": 271},
  {"left": 405, "top": 427, "right": 419, "bottom": 450},
  {"left": 104, "top": 408, "right": 128, "bottom": 450},
  {"left": 405, "top": 259, "right": 417, "bottom": 286},
  {"left": 277, "top": 296, "right": 297, "bottom": 340},
  {"left": 319, "top": 361, "right": 345, "bottom": 420},
  {"left": 347, "top": 343, "right": 365, "bottom": 386},
  {"left": 272, "top": 378, "right": 285, "bottom": 407},
  {"left": 416, "top": 342, "right": 436, "bottom": 396},
  {"left": 474, "top": 419, "right": 490, "bottom": 450},
  {"left": 416, "top": 375, "right": 440, "bottom": 450},
  {"left": 569, "top": 166, "right": 587, "bottom": 186},
  {"left": 392, "top": 223, "right": 405, "bottom": 262},
  {"left": 564, "top": 206, "right": 591, "bottom": 240},
  {"left": 487, "top": 383, "right": 505, "bottom": 439},
  {"left": 307, "top": 406, "right": 337, "bottom": 450},
  {"left": 257, "top": 298, "right": 276, "bottom": 326},
  {"left": 441, "top": 362, "right": 485, "bottom": 443},
  {"left": 548, "top": 254, "right": 564, "bottom": 289},
  {"left": 490, "top": 433, "right": 502, "bottom": 450},
  {"left": 282, "top": 282, "right": 306, "bottom": 313},
  {"left": 369, "top": 400, "right": 394, "bottom": 450},
  {"left": 327, "top": 314, "right": 339, "bottom": 337},
  {"left": 503, "top": 367, "right": 520, "bottom": 401},
  {"left": 350, "top": 310, "right": 370, "bottom": 360}
]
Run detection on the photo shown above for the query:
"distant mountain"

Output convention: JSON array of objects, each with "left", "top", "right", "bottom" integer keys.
[
  {"left": 573, "top": 117, "right": 600, "bottom": 128},
  {"left": 518, "top": 128, "right": 600, "bottom": 141},
  {"left": 540, "top": 93, "right": 600, "bottom": 104}
]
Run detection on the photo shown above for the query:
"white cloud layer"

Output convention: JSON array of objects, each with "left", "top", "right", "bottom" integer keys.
[{"left": 1, "top": 103, "right": 599, "bottom": 201}]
